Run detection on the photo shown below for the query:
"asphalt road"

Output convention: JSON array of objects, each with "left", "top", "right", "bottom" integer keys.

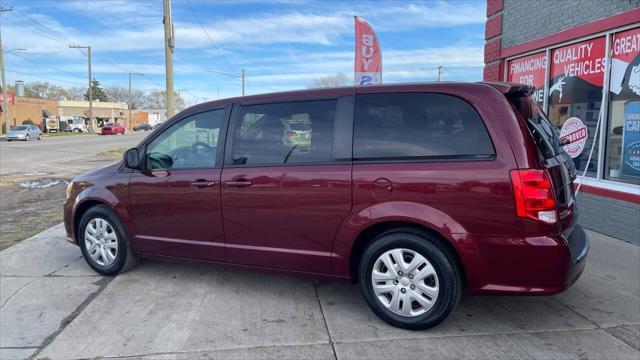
[{"left": 0, "top": 132, "right": 148, "bottom": 177}]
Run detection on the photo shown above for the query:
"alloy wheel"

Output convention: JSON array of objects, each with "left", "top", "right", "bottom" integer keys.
[
  {"left": 371, "top": 248, "right": 439, "bottom": 317},
  {"left": 84, "top": 217, "right": 118, "bottom": 266}
]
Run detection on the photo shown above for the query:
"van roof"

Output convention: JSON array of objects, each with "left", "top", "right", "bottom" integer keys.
[{"left": 187, "top": 81, "right": 530, "bottom": 112}]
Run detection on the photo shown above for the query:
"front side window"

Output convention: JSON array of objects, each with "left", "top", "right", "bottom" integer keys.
[
  {"left": 145, "top": 109, "right": 223, "bottom": 170},
  {"left": 354, "top": 93, "right": 494, "bottom": 160},
  {"left": 230, "top": 100, "right": 337, "bottom": 166}
]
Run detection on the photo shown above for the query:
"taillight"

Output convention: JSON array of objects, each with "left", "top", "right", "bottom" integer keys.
[
  {"left": 287, "top": 130, "right": 297, "bottom": 136},
  {"left": 510, "top": 169, "right": 557, "bottom": 224}
]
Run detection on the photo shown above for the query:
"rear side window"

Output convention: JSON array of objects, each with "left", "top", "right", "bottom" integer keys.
[
  {"left": 509, "top": 95, "right": 561, "bottom": 159},
  {"left": 354, "top": 93, "right": 495, "bottom": 160},
  {"left": 231, "top": 100, "right": 337, "bottom": 166}
]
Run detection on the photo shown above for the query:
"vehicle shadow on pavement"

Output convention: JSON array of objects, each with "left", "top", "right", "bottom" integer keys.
[{"left": 1, "top": 226, "right": 638, "bottom": 360}]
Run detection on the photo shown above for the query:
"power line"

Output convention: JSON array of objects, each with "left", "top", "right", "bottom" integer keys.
[
  {"left": 8, "top": 52, "right": 84, "bottom": 79},
  {"left": 15, "top": 9, "right": 70, "bottom": 43},
  {"left": 184, "top": 0, "right": 237, "bottom": 74},
  {"left": 14, "top": 9, "right": 74, "bottom": 45},
  {"left": 6, "top": 69, "right": 86, "bottom": 87}
]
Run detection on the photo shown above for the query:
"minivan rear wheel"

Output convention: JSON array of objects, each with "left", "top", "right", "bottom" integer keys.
[
  {"left": 78, "top": 205, "right": 138, "bottom": 276},
  {"left": 358, "top": 229, "right": 461, "bottom": 330}
]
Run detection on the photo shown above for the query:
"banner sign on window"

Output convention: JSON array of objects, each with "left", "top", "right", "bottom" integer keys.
[
  {"left": 610, "top": 27, "right": 640, "bottom": 100},
  {"left": 507, "top": 52, "right": 547, "bottom": 105},
  {"left": 354, "top": 16, "right": 382, "bottom": 86},
  {"left": 622, "top": 101, "right": 640, "bottom": 178},
  {"left": 549, "top": 37, "right": 606, "bottom": 105}
]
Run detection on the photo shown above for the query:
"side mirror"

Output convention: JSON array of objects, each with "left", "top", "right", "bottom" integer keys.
[{"left": 123, "top": 148, "right": 141, "bottom": 169}]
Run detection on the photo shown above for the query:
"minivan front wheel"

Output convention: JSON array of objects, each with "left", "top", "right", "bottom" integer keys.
[
  {"left": 78, "top": 205, "right": 138, "bottom": 276},
  {"left": 358, "top": 229, "right": 461, "bottom": 330}
]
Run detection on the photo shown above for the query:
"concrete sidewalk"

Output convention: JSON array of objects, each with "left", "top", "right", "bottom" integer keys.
[{"left": 0, "top": 225, "right": 638, "bottom": 360}]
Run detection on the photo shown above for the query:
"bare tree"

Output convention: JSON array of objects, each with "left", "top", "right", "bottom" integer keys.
[
  {"left": 22, "top": 82, "right": 71, "bottom": 100},
  {"left": 145, "top": 90, "right": 186, "bottom": 111},
  {"left": 67, "top": 87, "right": 86, "bottom": 100},
  {"left": 307, "top": 73, "right": 349, "bottom": 88},
  {"left": 104, "top": 86, "right": 146, "bottom": 109},
  {"left": 47, "top": 85, "right": 71, "bottom": 100}
]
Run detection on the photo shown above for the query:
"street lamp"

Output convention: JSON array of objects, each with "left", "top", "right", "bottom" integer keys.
[
  {"left": 207, "top": 68, "right": 245, "bottom": 96},
  {"left": 1, "top": 48, "right": 27, "bottom": 134},
  {"left": 128, "top": 72, "right": 143, "bottom": 130}
]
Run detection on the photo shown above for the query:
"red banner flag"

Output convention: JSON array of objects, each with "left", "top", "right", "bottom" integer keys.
[{"left": 354, "top": 16, "right": 382, "bottom": 85}]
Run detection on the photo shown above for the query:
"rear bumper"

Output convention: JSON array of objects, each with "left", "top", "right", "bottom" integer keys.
[{"left": 471, "top": 225, "right": 589, "bottom": 295}]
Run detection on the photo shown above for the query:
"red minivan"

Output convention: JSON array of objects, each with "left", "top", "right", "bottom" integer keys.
[{"left": 63, "top": 82, "right": 588, "bottom": 329}]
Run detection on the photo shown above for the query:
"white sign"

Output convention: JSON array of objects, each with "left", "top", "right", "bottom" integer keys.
[{"left": 560, "top": 117, "right": 588, "bottom": 158}]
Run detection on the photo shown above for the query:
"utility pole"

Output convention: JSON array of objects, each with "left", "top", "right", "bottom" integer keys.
[
  {"left": 207, "top": 69, "right": 245, "bottom": 96},
  {"left": 163, "top": 0, "right": 175, "bottom": 117},
  {"left": 436, "top": 66, "right": 443, "bottom": 82},
  {"left": 0, "top": 6, "right": 13, "bottom": 134},
  {"left": 70, "top": 44, "right": 93, "bottom": 131},
  {"left": 128, "top": 72, "right": 143, "bottom": 130}
]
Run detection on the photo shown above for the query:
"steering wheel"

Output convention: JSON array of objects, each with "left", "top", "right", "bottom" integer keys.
[{"left": 189, "top": 141, "right": 213, "bottom": 163}]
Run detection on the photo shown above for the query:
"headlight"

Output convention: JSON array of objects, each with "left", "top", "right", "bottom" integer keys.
[{"left": 66, "top": 181, "right": 74, "bottom": 200}]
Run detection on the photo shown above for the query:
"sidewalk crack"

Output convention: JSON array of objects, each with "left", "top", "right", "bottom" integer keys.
[
  {"left": 28, "top": 276, "right": 113, "bottom": 360},
  {"left": 313, "top": 280, "right": 338, "bottom": 360}
]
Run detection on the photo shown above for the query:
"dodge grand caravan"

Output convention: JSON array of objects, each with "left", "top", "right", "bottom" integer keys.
[{"left": 63, "top": 82, "right": 588, "bottom": 330}]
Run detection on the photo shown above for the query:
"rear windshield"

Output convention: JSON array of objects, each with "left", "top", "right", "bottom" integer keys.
[{"left": 509, "top": 96, "right": 561, "bottom": 159}]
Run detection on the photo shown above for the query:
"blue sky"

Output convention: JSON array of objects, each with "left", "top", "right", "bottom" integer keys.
[{"left": 3, "top": 0, "right": 486, "bottom": 105}]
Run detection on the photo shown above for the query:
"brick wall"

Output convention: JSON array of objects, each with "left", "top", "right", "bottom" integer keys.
[
  {"left": 483, "top": 0, "right": 504, "bottom": 81},
  {"left": 577, "top": 192, "right": 640, "bottom": 245},
  {"left": 501, "top": 0, "right": 640, "bottom": 49}
]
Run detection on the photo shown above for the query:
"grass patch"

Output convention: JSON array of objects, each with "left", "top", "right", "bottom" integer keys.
[{"left": 97, "top": 147, "right": 126, "bottom": 157}]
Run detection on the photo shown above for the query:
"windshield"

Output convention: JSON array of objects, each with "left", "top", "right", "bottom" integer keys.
[
  {"left": 510, "top": 96, "right": 562, "bottom": 159},
  {"left": 11, "top": 126, "right": 28, "bottom": 131}
]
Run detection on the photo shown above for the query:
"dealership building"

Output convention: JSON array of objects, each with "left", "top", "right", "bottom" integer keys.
[{"left": 483, "top": 0, "right": 639, "bottom": 243}]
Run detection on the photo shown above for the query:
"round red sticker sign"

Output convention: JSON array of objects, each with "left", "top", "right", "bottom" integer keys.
[{"left": 560, "top": 117, "right": 588, "bottom": 158}]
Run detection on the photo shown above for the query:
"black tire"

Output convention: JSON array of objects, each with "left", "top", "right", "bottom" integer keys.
[
  {"left": 358, "top": 228, "right": 462, "bottom": 330},
  {"left": 25, "top": 134, "right": 30, "bottom": 141},
  {"left": 78, "top": 204, "right": 138, "bottom": 276},
  {"left": 37, "top": 134, "right": 42, "bottom": 140}
]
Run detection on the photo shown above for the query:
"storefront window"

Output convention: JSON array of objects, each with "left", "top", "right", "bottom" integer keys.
[
  {"left": 605, "top": 27, "right": 640, "bottom": 186},
  {"left": 507, "top": 51, "right": 547, "bottom": 107},
  {"left": 548, "top": 36, "right": 607, "bottom": 178}
]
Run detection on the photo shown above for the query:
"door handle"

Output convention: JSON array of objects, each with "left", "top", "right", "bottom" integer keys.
[
  {"left": 226, "top": 180, "right": 252, "bottom": 187},
  {"left": 191, "top": 180, "right": 215, "bottom": 188}
]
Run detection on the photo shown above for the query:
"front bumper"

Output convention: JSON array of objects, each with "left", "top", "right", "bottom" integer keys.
[
  {"left": 6, "top": 134, "right": 26, "bottom": 140},
  {"left": 63, "top": 197, "right": 78, "bottom": 245},
  {"left": 472, "top": 225, "right": 589, "bottom": 295}
]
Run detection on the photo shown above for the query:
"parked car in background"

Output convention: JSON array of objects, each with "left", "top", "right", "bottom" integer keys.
[
  {"left": 6, "top": 125, "right": 42, "bottom": 141},
  {"left": 282, "top": 119, "right": 312, "bottom": 147},
  {"left": 101, "top": 123, "right": 125, "bottom": 135},
  {"left": 133, "top": 124, "right": 153, "bottom": 132},
  {"left": 152, "top": 122, "right": 164, "bottom": 130},
  {"left": 64, "top": 82, "right": 588, "bottom": 330},
  {"left": 60, "top": 122, "right": 73, "bottom": 132}
]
